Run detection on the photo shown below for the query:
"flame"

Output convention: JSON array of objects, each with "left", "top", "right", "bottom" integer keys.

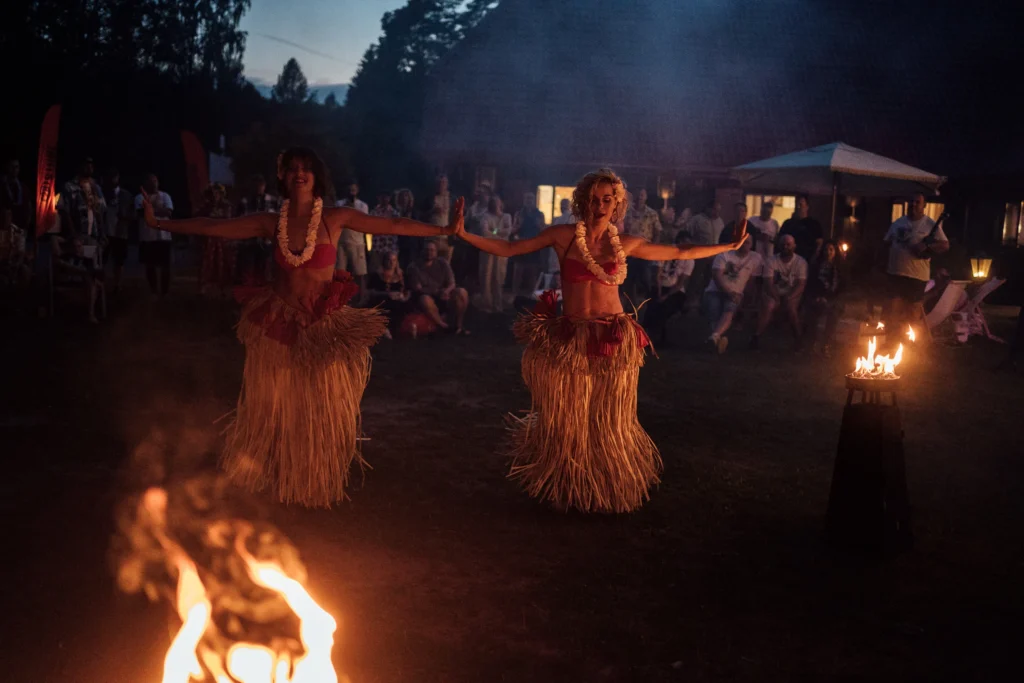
[
  {"left": 840, "top": 242, "right": 849, "bottom": 252},
  {"left": 850, "top": 336, "right": 904, "bottom": 380},
  {"left": 876, "top": 321, "right": 885, "bottom": 331},
  {"left": 142, "top": 489, "right": 340, "bottom": 683},
  {"left": 907, "top": 325, "right": 916, "bottom": 342}
]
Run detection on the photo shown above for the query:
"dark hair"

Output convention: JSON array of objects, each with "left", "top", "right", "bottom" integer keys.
[
  {"left": 796, "top": 194, "right": 810, "bottom": 204},
  {"left": 704, "top": 198, "right": 718, "bottom": 210},
  {"left": 277, "top": 147, "right": 329, "bottom": 200},
  {"left": 735, "top": 201, "right": 747, "bottom": 209}
]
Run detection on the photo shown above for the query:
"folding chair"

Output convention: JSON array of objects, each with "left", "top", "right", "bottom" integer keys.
[
  {"left": 960, "top": 278, "right": 1006, "bottom": 342},
  {"left": 924, "top": 282, "right": 968, "bottom": 343}
]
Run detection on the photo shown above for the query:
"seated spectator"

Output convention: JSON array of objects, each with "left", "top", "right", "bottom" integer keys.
[
  {"left": 752, "top": 234, "right": 807, "bottom": 350},
  {"left": 702, "top": 234, "right": 763, "bottom": 354},
  {"left": 804, "top": 240, "right": 845, "bottom": 356},
  {"left": 644, "top": 232, "right": 694, "bottom": 346},
  {"left": 407, "top": 240, "right": 470, "bottom": 335},
  {"left": 50, "top": 235, "right": 105, "bottom": 323},
  {"left": 367, "top": 251, "right": 410, "bottom": 339}
]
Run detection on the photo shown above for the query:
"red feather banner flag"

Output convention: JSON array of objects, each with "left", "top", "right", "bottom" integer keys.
[
  {"left": 180, "top": 131, "right": 209, "bottom": 215},
  {"left": 34, "top": 105, "right": 61, "bottom": 236}
]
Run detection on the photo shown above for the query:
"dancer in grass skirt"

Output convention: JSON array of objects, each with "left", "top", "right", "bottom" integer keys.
[
  {"left": 456, "top": 169, "right": 745, "bottom": 512},
  {"left": 140, "top": 147, "right": 463, "bottom": 506}
]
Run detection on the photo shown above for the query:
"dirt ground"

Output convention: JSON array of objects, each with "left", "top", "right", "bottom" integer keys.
[{"left": 2, "top": 287, "right": 1022, "bottom": 683}]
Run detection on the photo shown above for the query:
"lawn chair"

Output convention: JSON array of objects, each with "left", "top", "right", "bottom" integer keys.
[
  {"left": 960, "top": 277, "right": 1007, "bottom": 342},
  {"left": 924, "top": 281, "right": 968, "bottom": 343}
]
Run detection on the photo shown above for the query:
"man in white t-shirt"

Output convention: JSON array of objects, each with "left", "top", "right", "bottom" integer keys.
[
  {"left": 135, "top": 173, "right": 174, "bottom": 297},
  {"left": 884, "top": 193, "right": 949, "bottom": 334},
  {"left": 748, "top": 200, "right": 780, "bottom": 261},
  {"left": 643, "top": 232, "right": 695, "bottom": 345},
  {"left": 752, "top": 234, "right": 808, "bottom": 350},
  {"left": 702, "top": 234, "right": 763, "bottom": 353},
  {"left": 337, "top": 181, "right": 369, "bottom": 298}
]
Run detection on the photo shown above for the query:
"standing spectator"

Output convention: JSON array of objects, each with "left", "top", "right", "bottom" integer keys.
[
  {"left": 394, "top": 188, "right": 417, "bottom": 266},
  {"left": 477, "top": 196, "right": 513, "bottom": 313},
  {"left": 135, "top": 173, "right": 173, "bottom": 298},
  {"left": 882, "top": 192, "right": 949, "bottom": 337},
  {"left": 425, "top": 174, "right": 452, "bottom": 259},
  {"left": 624, "top": 188, "right": 661, "bottom": 300},
  {"left": 1, "top": 158, "right": 28, "bottom": 231},
  {"left": 369, "top": 192, "right": 399, "bottom": 271},
  {"left": 671, "top": 206, "right": 693, "bottom": 243},
  {"left": 101, "top": 168, "right": 134, "bottom": 294},
  {"left": 748, "top": 200, "right": 779, "bottom": 261},
  {"left": 778, "top": 195, "right": 823, "bottom": 262},
  {"left": 58, "top": 157, "right": 105, "bottom": 244},
  {"left": 50, "top": 235, "right": 105, "bottom": 323},
  {"left": 752, "top": 234, "right": 808, "bottom": 350},
  {"left": 804, "top": 240, "right": 845, "bottom": 356},
  {"left": 702, "top": 233, "right": 763, "bottom": 354},
  {"left": 685, "top": 200, "right": 725, "bottom": 303},
  {"left": 337, "top": 180, "right": 369, "bottom": 295},
  {"left": 643, "top": 231, "right": 695, "bottom": 346},
  {"left": 686, "top": 199, "right": 725, "bottom": 246},
  {"left": 720, "top": 202, "right": 748, "bottom": 244},
  {"left": 237, "top": 174, "right": 278, "bottom": 283},
  {"left": 511, "top": 191, "right": 546, "bottom": 295},
  {"left": 198, "top": 183, "right": 235, "bottom": 297},
  {"left": 407, "top": 240, "right": 470, "bottom": 335}
]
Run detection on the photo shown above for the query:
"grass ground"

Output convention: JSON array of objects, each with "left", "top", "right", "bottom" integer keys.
[{"left": 2, "top": 284, "right": 1021, "bottom": 682}]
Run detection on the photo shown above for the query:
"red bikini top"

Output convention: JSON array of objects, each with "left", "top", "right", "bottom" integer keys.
[
  {"left": 561, "top": 257, "right": 618, "bottom": 285},
  {"left": 274, "top": 243, "right": 337, "bottom": 270}
]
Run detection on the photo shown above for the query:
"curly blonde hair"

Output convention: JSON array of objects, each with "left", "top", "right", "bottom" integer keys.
[{"left": 571, "top": 168, "right": 629, "bottom": 226}]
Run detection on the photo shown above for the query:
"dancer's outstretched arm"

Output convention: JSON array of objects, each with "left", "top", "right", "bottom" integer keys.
[
  {"left": 336, "top": 197, "right": 464, "bottom": 237},
  {"left": 140, "top": 192, "right": 274, "bottom": 239},
  {"left": 623, "top": 222, "right": 748, "bottom": 261},
  {"left": 455, "top": 224, "right": 566, "bottom": 258}
]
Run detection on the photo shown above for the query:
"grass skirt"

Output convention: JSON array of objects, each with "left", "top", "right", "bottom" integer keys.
[
  {"left": 223, "top": 288, "right": 387, "bottom": 507},
  {"left": 510, "top": 312, "right": 662, "bottom": 513}
]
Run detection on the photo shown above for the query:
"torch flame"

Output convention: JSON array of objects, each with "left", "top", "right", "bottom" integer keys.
[
  {"left": 876, "top": 321, "right": 885, "bottom": 331},
  {"left": 907, "top": 325, "right": 916, "bottom": 342},
  {"left": 850, "top": 336, "right": 904, "bottom": 380}
]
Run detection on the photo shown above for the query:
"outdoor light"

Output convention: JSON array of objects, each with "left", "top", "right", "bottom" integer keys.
[
  {"left": 658, "top": 179, "right": 675, "bottom": 201},
  {"left": 970, "top": 258, "right": 992, "bottom": 279},
  {"left": 840, "top": 242, "right": 849, "bottom": 254}
]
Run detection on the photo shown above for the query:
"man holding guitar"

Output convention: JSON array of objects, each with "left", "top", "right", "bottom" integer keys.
[{"left": 883, "top": 193, "right": 950, "bottom": 341}]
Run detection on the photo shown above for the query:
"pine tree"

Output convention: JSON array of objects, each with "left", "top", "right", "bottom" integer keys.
[{"left": 272, "top": 58, "right": 310, "bottom": 104}]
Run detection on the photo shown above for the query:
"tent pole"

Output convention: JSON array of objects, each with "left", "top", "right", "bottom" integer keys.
[{"left": 829, "top": 172, "right": 838, "bottom": 239}]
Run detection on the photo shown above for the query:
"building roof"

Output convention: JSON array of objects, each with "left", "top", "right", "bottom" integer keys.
[{"left": 421, "top": 0, "right": 1022, "bottom": 176}]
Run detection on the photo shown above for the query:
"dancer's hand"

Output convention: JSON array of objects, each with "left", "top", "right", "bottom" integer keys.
[
  {"left": 139, "top": 188, "right": 158, "bottom": 228},
  {"left": 729, "top": 220, "right": 748, "bottom": 250},
  {"left": 446, "top": 196, "right": 465, "bottom": 236}
]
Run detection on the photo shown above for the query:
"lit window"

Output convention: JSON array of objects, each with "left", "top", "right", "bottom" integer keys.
[
  {"left": 1003, "top": 202, "right": 1023, "bottom": 246},
  {"left": 745, "top": 195, "right": 796, "bottom": 225},
  {"left": 536, "top": 185, "right": 576, "bottom": 224},
  {"left": 892, "top": 201, "right": 944, "bottom": 222}
]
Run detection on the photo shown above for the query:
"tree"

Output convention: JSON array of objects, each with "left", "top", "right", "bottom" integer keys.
[
  {"left": 343, "top": 0, "right": 500, "bottom": 191},
  {"left": 324, "top": 92, "right": 340, "bottom": 109},
  {"left": 272, "top": 58, "right": 310, "bottom": 104}
]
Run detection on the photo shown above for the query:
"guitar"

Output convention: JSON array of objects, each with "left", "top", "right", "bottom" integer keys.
[{"left": 919, "top": 210, "right": 950, "bottom": 259}]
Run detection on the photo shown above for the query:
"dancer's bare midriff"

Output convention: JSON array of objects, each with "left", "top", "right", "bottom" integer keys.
[{"left": 273, "top": 264, "right": 335, "bottom": 311}]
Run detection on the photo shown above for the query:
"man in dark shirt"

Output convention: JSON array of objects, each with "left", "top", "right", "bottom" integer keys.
[
  {"left": 778, "top": 195, "right": 823, "bottom": 262},
  {"left": 407, "top": 240, "right": 471, "bottom": 335}
]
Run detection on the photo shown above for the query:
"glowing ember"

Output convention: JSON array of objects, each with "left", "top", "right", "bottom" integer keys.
[
  {"left": 115, "top": 482, "right": 342, "bottom": 683},
  {"left": 850, "top": 336, "right": 904, "bottom": 380}
]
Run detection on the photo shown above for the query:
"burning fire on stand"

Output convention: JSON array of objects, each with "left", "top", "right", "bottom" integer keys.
[
  {"left": 850, "top": 337, "right": 904, "bottom": 380},
  {"left": 114, "top": 477, "right": 345, "bottom": 683}
]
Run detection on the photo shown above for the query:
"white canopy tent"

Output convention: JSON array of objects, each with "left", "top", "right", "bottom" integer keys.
[{"left": 733, "top": 142, "right": 946, "bottom": 236}]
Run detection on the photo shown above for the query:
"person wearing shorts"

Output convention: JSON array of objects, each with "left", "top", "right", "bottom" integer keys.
[
  {"left": 883, "top": 193, "right": 949, "bottom": 338},
  {"left": 701, "top": 233, "right": 763, "bottom": 354}
]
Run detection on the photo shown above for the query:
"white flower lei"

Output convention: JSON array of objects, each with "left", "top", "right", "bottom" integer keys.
[
  {"left": 574, "top": 221, "right": 627, "bottom": 285},
  {"left": 276, "top": 198, "right": 323, "bottom": 266}
]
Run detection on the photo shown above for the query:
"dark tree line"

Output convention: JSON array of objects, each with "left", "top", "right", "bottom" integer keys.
[{"left": 0, "top": 0, "right": 499, "bottom": 217}]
